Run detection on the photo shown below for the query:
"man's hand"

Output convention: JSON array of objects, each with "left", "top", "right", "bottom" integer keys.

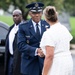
[{"left": 37, "top": 48, "right": 45, "bottom": 57}]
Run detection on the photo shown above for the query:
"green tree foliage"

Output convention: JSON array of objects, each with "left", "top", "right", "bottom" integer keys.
[
  {"left": 0, "top": 0, "right": 10, "bottom": 11},
  {"left": 64, "top": 0, "right": 75, "bottom": 16},
  {"left": 1, "top": 0, "right": 73, "bottom": 19}
]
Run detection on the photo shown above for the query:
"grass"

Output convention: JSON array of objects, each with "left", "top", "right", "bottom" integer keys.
[
  {"left": 0, "top": 15, "right": 13, "bottom": 26},
  {"left": 70, "top": 17, "right": 75, "bottom": 43},
  {"left": 70, "top": 17, "right": 75, "bottom": 37}
]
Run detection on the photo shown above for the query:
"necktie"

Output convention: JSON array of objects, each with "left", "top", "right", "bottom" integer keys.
[{"left": 36, "top": 24, "right": 41, "bottom": 39}]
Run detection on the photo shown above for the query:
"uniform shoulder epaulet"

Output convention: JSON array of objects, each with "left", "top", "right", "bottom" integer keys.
[
  {"left": 24, "top": 20, "right": 29, "bottom": 24},
  {"left": 43, "top": 20, "right": 46, "bottom": 22},
  {"left": 25, "top": 20, "right": 29, "bottom": 23},
  {"left": 20, "top": 20, "right": 28, "bottom": 26}
]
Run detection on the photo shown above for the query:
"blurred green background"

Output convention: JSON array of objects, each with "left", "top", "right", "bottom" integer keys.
[
  {"left": 70, "top": 17, "right": 75, "bottom": 44},
  {"left": 0, "top": 15, "right": 75, "bottom": 43}
]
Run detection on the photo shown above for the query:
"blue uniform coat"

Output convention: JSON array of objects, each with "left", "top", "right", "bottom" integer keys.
[{"left": 17, "top": 19, "right": 50, "bottom": 75}]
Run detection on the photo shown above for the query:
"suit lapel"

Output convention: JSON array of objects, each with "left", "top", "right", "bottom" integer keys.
[
  {"left": 6, "top": 24, "right": 15, "bottom": 52},
  {"left": 13, "top": 32, "right": 17, "bottom": 52}
]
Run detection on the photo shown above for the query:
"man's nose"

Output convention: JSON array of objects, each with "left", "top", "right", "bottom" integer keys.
[{"left": 35, "top": 13, "right": 39, "bottom": 16}]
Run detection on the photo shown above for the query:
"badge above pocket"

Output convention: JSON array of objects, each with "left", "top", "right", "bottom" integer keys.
[
  {"left": 25, "top": 35, "right": 30, "bottom": 38},
  {"left": 25, "top": 35, "right": 30, "bottom": 44}
]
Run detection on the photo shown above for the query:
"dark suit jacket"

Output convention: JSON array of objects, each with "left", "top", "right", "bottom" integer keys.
[
  {"left": 4, "top": 24, "right": 21, "bottom": 75},
  {"left": 17, "top": 19, "right": 50, "bottom": 75}
]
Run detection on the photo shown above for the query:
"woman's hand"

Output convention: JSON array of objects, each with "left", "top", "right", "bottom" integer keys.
[{"left": 37, "top": 48, "right": 45, "bottom": 57}]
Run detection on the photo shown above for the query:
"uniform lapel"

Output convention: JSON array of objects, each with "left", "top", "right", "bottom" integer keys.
[
  {"left": 29, "top": 19, "right": 39, "bottom": 40},
  {"left": 41, "top": 20, "right": 46, "bottom": 36},
  {"left": 29, "top": 20, "right": 35, "bottom": 35},
  {"left": 29, "top": 20, "right": 48, "bottom": 41}
]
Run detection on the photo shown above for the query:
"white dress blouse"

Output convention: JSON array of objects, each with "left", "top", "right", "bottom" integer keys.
[
  {"left": 40, "top": 22, "right": 73, "bottom": 55},
  {"left": 40, "top": 22, "right": 73, "bottom": 75}
]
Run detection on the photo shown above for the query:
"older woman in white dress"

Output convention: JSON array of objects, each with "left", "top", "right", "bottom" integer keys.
[{"left": 39, "top": 6, "right": 73, "bottom": 75}]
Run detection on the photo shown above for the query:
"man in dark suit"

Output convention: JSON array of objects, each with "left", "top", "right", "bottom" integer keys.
[
  {"left": 17, "top": 2, "right": 50, "bottom": 75},
  {"left": 4, "top": 9, "right": 23, "bottom": 75}
]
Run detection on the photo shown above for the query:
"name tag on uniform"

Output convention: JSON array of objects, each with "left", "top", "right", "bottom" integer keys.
[
  {"left": 25, "top": 35, "right": 30, "bottom": 44},
  {"left": 25, "top": 35, "right": 30, "bottom": 38}
]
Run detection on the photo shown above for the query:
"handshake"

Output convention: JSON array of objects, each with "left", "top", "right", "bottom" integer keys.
[{"left": 37, "top": 48, "right": 45, "bottom": 57}]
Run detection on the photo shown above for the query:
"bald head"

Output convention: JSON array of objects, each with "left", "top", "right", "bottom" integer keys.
[
  {"left": 12, "top": 9, "right": 23, "bottom": 25},
  {"left": 13, "top": 9, "right": 22, "bottom": 15}
]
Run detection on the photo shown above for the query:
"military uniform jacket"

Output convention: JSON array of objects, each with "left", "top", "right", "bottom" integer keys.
[{"left": 17, "top": 19, "right": 50, "bottom": 75}]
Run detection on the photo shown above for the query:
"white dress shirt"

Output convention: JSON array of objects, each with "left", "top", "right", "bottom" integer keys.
[
  {"left": 32, "top": 20, "right": 41, "bottom": 34},
  {"left": 9, "top": 24, "right": 18, "bottom": 55}
]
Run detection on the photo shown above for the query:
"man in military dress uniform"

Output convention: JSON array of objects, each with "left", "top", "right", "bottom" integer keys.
[{"left": 17, "top": 2, "right": 50, "bottom": 75}]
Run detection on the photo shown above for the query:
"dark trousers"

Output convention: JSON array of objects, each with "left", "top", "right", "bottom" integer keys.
[
  {"left": 21, "top": 73, "right": 41, "bottom": 75},
  {"left": 7, "top": 56, "right": 13, "bottom": 75},
  {"left": 21, "top": 74, "right": 28, "bottom": 75}
]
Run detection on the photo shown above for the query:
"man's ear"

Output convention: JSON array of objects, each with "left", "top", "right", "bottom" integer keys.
[{"left": 29, "top": 11, "right": 31, "bottom": 16}]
